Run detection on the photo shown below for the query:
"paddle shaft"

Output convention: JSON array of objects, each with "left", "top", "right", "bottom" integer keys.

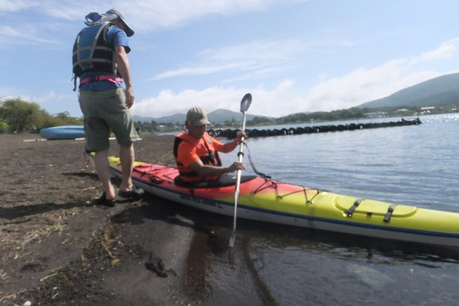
[
  {"left": 229, "top": 111, "right": 247, "bottom": 247},
  {"left": 228, "top": 93, "right": 252, "bottom": 248}
]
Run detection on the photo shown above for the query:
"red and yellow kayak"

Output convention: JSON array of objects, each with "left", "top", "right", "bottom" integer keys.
[{"left": 108, "top": 156, "right": 459, "bottom": 248}]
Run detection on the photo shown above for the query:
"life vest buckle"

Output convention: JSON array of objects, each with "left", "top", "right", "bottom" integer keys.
[{"left": 88, "top": 75, "right": 102, "bottom": 82}]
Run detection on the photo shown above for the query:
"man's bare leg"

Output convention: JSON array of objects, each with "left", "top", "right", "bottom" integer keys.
[
  {"left": 119, "top": 143, "right": 134, "bottom": 192},
  {"left": 94, "top": 149, "right": 116, "bottom": 200}
]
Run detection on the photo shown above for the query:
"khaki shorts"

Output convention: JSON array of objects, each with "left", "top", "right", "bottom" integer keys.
[{"left": 79, "top": 88, "right": 139, "bottom": 151}]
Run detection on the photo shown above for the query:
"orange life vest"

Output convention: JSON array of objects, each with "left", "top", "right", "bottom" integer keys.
[{"left": 173, "top": 132, "right": 222, "bottom": 182}]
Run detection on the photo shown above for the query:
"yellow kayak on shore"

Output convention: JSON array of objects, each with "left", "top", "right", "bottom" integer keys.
[{"left": 108, "top": 156, "right": 459, "bottom": 248}]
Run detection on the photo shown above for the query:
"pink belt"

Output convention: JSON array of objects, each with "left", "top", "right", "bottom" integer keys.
[{"left": 80, "top": 75, "right": 122, "bottom": 84}]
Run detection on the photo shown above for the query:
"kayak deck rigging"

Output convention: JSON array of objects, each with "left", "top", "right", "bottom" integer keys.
[
  {"left": 133, "top": 161, "right": 324, "bottom": 206},
  {"left": 102, "top": 156, "right": 459, "bottom": 248},
  {"left": 132, "top": 161, "right": 415, "bottom": 224}
]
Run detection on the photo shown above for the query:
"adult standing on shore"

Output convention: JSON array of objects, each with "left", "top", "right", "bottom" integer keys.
[{"left": 73, "top": 8, "right": 143, "bottom": 206}]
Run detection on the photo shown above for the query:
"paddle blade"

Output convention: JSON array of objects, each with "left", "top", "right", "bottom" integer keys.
[
  {"left": 240, "top": 93, "right": 252, "bottom": 113},
  {"left": 228, "top": 231, "right": 236, "bottom": 248}
]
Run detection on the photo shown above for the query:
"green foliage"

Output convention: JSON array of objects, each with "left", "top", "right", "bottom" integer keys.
[
  {"left": 246, "top": 107, "right": 362, "bottom": 126},
  {"left": 0, "top": 98, "right": 83, "bottom": 133},
  {"left": 246, "top": 106, "right": 426, "bottom": 126},
  {"left": 0, "top": 98, "right": 43, "bottom": 132},
  {"left": 0, "top": 121, "right": 8, "bottom": 134},
  {"left": 41, "top": 111, "right": 83, "bottom": 127},
  {"left": 135, "top": 119, "right": 188, "bottom": 133}
]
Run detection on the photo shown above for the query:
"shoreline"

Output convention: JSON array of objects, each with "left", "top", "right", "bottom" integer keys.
[{"left": 0, "top": 133, "right": 203, "bottom": 305}]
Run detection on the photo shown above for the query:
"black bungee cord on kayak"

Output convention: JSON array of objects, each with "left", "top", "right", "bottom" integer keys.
[{"left": 243, "top": 142, "right": 271, "bottom": 179}]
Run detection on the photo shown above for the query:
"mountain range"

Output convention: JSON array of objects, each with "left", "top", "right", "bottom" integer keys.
[
  {"left": 134, "top": 72, "right": 459, "bottom": 124},
  {"left": 133, "top": 108, "right": 261, "bottom": 124},
  {"left": 358, "top": 72, "right": 459, "bottom": 108}
]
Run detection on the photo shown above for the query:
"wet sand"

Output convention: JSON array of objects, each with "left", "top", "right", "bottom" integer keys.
[{"left": 0, "top": 133, "right": 238, "bottom": 305}]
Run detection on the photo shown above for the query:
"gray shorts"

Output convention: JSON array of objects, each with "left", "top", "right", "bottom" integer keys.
[{"left": 79, "top": 88, "right": 139, "bottom": 151}]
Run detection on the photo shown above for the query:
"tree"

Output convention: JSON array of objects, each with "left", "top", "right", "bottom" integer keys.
[
  {"left": 0, "top": 121, "right": 8, "bottom": 134},
  {"left": 0, "top": 98, "right": 43, "bottom": 132},
  {"left": 0, "top": 98, "right": 84, "bottom": 133}
]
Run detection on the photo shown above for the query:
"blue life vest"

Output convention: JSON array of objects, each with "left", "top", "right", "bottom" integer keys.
[{"left": 72, "top": 22, "right": 115, "bottom": 78}]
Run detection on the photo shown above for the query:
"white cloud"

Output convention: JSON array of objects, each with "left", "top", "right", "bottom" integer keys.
[
  {"left": 0, "top": 91, "right": 74, "bottom": 114},
  {"left": 124, "top": 0, "right": 307, "bottom": 31},
  {"left": 1, "top": 0, "right": 307, "bottom": 50},
  {"left": 133, "top": 87, "right": 250, "bottom": 119},
  {"left": 0, "top": 25, "right": 61, "bottom": 46},
  {"left": 2, "top": 0, "right": 306, "bottom": 30},
  {"left": 132, "top": 81, "right": 296, "bottom": 118},
  {"left": 295, "top": 55, "right": 459, "bottom": 113},
  {"left": 0, "top": 0, "right": 39, "bottom": 13},
  {"left": 134, "top": 39, "right": 459, "bottom": 119},
  {"left": 3, "top": 0, "right": 458, "bottom": 119},
  {"left": 31, "top": 90, "right": 70, "bottom": 104},
  {"left": 154, "top": 62, "right": 254, "bottom": 80},
  {"left": 414, "top": 38, "right": 459, "bottom": 63},
  {"left": 153, "top": 39, "right": 304, "bottom": 81},
  {"left": 305, "top": 60, "right": 408, "bottom": 111}
]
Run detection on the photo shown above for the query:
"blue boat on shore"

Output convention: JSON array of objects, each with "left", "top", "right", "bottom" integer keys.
[{"left": 40, "top": 125, "right": 86, "bottom": 140}]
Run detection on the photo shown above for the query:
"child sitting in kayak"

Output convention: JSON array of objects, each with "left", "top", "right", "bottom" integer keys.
[{"left": 173, "top": 106, "right": 247, "bottom": 186}]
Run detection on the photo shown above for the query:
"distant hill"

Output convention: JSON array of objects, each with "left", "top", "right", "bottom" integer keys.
[
  {"left": 134, "top": 73, "right": 459, "bottom": 124},
  {"left": 358, "top": 72, "right": 459, "bottom": 108},
  {"left": 133, "top": 108, "right": 266, "bottom": 124},
  {"left": 134, "top": 113, "right": 186, "bottom": 124}
]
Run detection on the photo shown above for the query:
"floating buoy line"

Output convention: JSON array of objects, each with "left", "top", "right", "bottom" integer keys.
[{"left": 207, "top": 117, "right": 422, "bottom": 139}]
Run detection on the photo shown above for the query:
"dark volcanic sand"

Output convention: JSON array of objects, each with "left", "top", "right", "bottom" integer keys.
[{"left": 0, "top": 133, "right": 237, "bottom": 305}]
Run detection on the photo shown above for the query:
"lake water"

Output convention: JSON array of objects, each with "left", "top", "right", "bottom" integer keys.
[{"left": 181, "top": 113, "right": 459, "bottom": 305}]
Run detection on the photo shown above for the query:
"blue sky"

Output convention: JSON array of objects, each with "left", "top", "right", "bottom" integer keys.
[{"left": 1, "top": 0, "right": 459, "bottom": 119}]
